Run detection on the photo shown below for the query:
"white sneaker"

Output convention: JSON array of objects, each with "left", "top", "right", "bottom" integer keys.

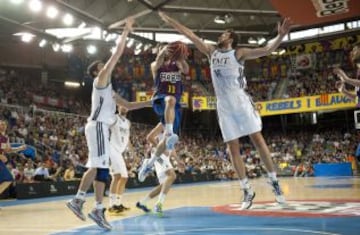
[
  {"left": 240, "top": 189, "right": 256, "bottom": 210},
  {"left": 138, "top": 159, "right": 152, "bottom": 182},
  {"left": 165, "top": 133, "right": 178, "bottom": 150},
  {"left": 269, "top": 180, "right": 286, "bottom": 204}
]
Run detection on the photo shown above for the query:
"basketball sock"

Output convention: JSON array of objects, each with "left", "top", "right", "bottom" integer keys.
[
  {"left": 157, "top": 193, "right": 166, "bottom": 204},
  {"left": 116, "top": 194, "right": 122, "bottom": 205},
  {"left": 239, "top": 178, "right": 252, "bottom": 191},
  {"left": 140, "top": 195, "right": 151, "bottom": 205},
  {"left": 109, "top": 193, "right": 117, "bottom": 207},
  {"left": 165, "top": 124, "right": 173, "bottom": 135},
  {"left": 75, "top": 190, "right": 86, "bottom": 200},
  {"left": 95, "top": 201, "right": 104, "bottom": 210},
  {"left": 268, "top": 172, "right": 278, "bottom": 181}
]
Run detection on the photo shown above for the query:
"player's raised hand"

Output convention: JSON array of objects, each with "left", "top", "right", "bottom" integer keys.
[
  {"left": 278, "top": 17, "right": 293, "bottom": 36},
  {"left": 333, "top": 68, "right": 346, "bottom": 81},
  {"left": 335, "top": 80, "right": 344, "bottom": 93}
]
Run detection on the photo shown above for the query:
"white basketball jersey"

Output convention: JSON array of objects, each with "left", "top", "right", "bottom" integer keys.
[
  {"left": 210, "top": 49, "right": 247, "bottom": 98},
  {"left": 110, "top": 115, "right": 130, "bottom": 153},
  {"left": 87, "top": 78, "right": 116, "bottom": 125}
]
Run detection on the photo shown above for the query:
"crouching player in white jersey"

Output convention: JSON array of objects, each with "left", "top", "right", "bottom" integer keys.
[
  {"left": 136, "top": 123, "right": 184, "bottom": 217},
  {"left": 66, "top": 17, "right": 148, "bottom": 230},
  {"left": 159, "top": 12, "right": 292, "bottom": 210}
]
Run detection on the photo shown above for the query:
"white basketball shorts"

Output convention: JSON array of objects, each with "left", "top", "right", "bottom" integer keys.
[
  {"left": 85, "top": 121, "right": 110, "bottom": 169},
  {"left": 216, "top": 89, "right": 262, "bottom": 142},
  {"left": 109, "top": 145, "right": 128, "bottom": 177},
  {"left": 154, "top": 154, "right": 174, "bottom": 185}
]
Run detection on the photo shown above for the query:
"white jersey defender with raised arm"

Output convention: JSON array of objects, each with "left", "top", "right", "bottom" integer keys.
[
  {"left": 210, "top": 49, "right": 262, "bottom": 142},
  {"left": 109, "top": 115, "right": 130, "bottom": 176},
  {"left": 85, "top": 79, "right": 116, "bottom": 169}
]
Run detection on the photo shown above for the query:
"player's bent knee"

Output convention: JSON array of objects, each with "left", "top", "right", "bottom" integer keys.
[{"left": 95, "top": 168, "right": 109, "bottom": 183}]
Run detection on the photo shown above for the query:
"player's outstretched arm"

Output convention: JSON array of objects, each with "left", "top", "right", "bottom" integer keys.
[
  {"left": 334, "top": 68, "right": 360, "bottom": 87},
  {"left": 97, "top": 18, "right": 134, "bottom": 88},
  {"left": 113, "top": 92, "right": 152, "bottom": 110},
  {"left": 159, "top": 11, "right": 214, "bottom": 57},
  {"left": 237, "top": 17, "right": 293, "bottom": 60},
  {"left": 151, "top": 45, "right": 168, "bottom": 79},
  {"left": 335, "top": 81, "right": 357, "bottom": 100}
]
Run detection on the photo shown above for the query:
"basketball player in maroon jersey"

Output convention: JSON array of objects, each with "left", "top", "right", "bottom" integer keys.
[{"left": 138, "top": 43, "right": 189, "bottom": 182}]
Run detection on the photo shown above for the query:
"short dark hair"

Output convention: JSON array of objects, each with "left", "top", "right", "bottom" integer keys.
[
  {"left": 87, "top": 60, "right": 103, "bottom": 78},
  {"left": 226, "top": 29, "right": 238, "bottom": 49}
]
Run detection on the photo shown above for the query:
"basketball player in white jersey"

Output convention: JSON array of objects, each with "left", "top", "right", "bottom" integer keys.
[
  {"left": 136, "top": 122, "right": 183, "bottom": 217},
  {"left": 159, "top": 12, "right": 292, "bottom": 209},
  {"left": 66, "top": 18, "right": 140, "bottom": 230}
]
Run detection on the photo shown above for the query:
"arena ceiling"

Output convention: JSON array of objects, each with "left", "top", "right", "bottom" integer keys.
[{"left": 0, "top": 0, "right": 359, "bottom": 48}]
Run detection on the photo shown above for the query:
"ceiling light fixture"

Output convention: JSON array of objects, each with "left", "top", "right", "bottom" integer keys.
[
  {"left": 214, "top": 16, "right": 226, "bottom": 24},
  {"left": 29, "top": 0, "right": 42, "bottom": 13},
  {"left": 46, "top": 6, "right": 59, "bottom": 19}
]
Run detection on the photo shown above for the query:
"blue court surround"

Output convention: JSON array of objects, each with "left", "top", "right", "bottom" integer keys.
[{"left": 51, "top": 206, "right": 359, "bottom": 235}]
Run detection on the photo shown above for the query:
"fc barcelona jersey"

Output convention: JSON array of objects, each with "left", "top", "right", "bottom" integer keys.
[{"left": 153, "top": 61, "right": 183, "bottom": 100}]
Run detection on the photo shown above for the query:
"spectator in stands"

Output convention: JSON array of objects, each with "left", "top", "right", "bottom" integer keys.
[
  {"left": 34, "top": 162, "right": 51, "bottom": 181},
  {"left": 23, "top": 162, "right": 35, "bottom": 183},
  {"left": 64, "top": 164, "right": 78, "bottom": 181}
]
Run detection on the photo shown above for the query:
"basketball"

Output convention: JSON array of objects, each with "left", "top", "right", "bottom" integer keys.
[{"left": 167, "top": 41, "right": 188, "bottom": 60}]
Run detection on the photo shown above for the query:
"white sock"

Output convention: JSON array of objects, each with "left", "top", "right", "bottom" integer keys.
[
  {"left": 140, "top": 195, "right": 151, "bottom": 205},
  {"left": 157, "top": 193, "right": 166, "bottom": 204},
  {"left": 116, "top": 194, "right": 122, "bottom": 205},
  {"left": 165, "top": 124, "right": 173, "bottom": 134},
  {"left": 109, "top": 193, "right": 117, "bottom": 207},
  {"left": 75, "top": 190, "right": 86, "bottom": 200},
  {"left": 239, "top": 178, "right": 251, "bottom": 191},
  {"left": 268, "top": 172, "right": 277, "bottom": 181},
  {"left": 95, "top": 201, "right": 104, "bottom": 210}
]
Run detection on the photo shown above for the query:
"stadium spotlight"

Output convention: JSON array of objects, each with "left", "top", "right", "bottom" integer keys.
[
  {"left": 46, "top": 6, "right": 59, "bottom": 19},
  {"left": 19, "top": 33, "right": 35, "bottom": 43},
  {"left": 135, "top": 42, "right": 143, "bottom": 50},
  {"left": 126, "top": 39, "right": 134, "bottom": 48},
  {"left": 248, "top": 37, "right": 257, "bottom": 44},
  {"left": 63, "top": 13, "right": 74, "bottom": 26},
  {"left": 39, "top": 39, "right": 47, "bottom": 47},
  {"left": 87, "top": 45, "right": 97, "bottom": 54},
  {"left": 29, "top": 0, "right": 42, "bottom": 13},
  {"left": 257, "top": 37, "right": 266, "bottom": 45},
  {"left": 214, "top": 16, "right": 226, "bottom": 24},
  {"left": 52, "top": 43, "right": 60, "bottom": 52},
  {"left": 278, "top": 49, "right": 286, "bottom": 55},
  {"left": 78, "top": 22, "right": 87, "bottom": 28},
  {"left": 61, "top": 44, "right": 73, "bottom": 53},
  {"left": 64, "top": 81, "right": 80, "bottom": 88}
]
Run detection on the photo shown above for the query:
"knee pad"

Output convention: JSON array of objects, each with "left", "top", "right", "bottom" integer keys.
[{"left": 95, "top": 168, "right": 109, "bottom": 183}]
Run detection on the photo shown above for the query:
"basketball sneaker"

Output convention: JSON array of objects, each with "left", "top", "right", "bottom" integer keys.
[
  {"left": 66, "top": 198, "right": 86, "bottom": 221},
  {"left": 108, "top": 205, "right": 122, "bottom": 216},
  {"left": 165, "top": 133, "right": 178, "bottom": 150},
  {"left": 269, "top": 180, "right": 286, "bottom": 204},
  {"left": 136, "top": 202, "right": 151, "bottom": 213},
  {"left": 116, "top": 204, "right": 130, "bottom": 211},
  {"left": 138, "top": 158, "right": 152, "bottom": 182},
  {"left": 153, "top": 202, "right": 163, "bottom": 217},
  {"left": 240, "top": 189, "right": 256, "bottom": 210},
  {"left": 88, "top": 208, "right": 112, "bottom": 230}
]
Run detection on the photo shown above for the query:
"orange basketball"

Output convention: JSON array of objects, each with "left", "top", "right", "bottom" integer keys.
[{"left": 167, "top": 41, "right": 188, "bottom": 60}]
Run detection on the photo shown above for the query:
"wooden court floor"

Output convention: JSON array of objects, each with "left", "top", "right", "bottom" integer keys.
[{"left": 0, "top": 177, "right": 359, "bottom": 235}]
